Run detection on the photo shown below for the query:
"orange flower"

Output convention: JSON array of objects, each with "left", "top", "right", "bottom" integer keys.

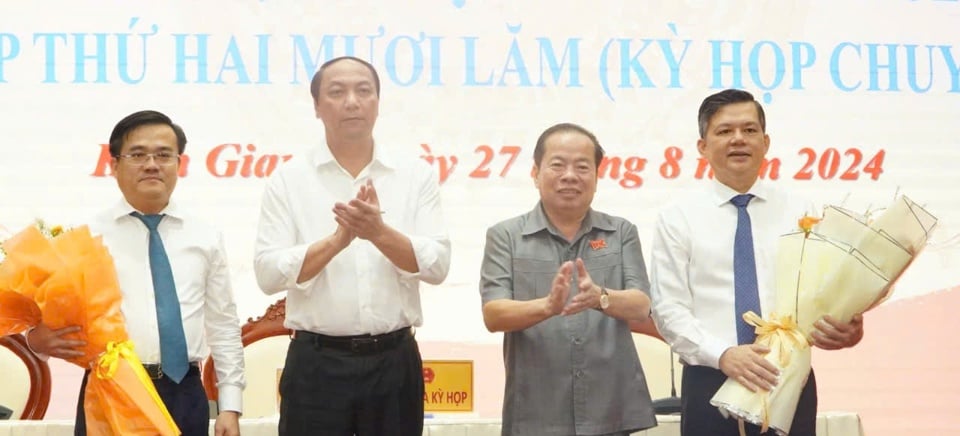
[{"left": 798, "top": 216, "right": 821, "bottom": 235}]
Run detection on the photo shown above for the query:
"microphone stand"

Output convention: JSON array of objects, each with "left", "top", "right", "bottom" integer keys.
[{"left": 651, "top": 351, "right": 682, "bottom": 415}]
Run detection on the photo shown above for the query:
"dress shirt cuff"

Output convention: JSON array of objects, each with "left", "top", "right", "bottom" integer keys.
[
  {"left": 217, "top": 384, "right": 244, "bottom": 414},
  {"left": 282, "top": 243, "right": 319, "bottom": 293},
  {"left": 22, "top": 327, "right": 50, "bottom": 361},
  {"left": 398, "top": 235, "right": 449, "bottom": 283},
  {"left": 394, "top": 266, "right": 420, "bottom": 280},
  {"left": 701, "top": 338, "right": 729, "bottom": 370}
]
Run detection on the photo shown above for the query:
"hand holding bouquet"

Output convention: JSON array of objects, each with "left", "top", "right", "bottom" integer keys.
[
  {"left": 0, "top": 222, "right": 179, "bottom": 435},
  {"left": 711, "top": 196, "right": 937, "bottom": 435}
]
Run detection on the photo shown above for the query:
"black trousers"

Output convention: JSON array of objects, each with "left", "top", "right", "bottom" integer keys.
[
  {"left": 278, "top": 330, "right": 424, "bottom": 436},
  {"left": 74, "top": 366, "right": 209, "bottom": 436},
  {"left": 680, "top": 365, "right": 817, "bottom": 436}
]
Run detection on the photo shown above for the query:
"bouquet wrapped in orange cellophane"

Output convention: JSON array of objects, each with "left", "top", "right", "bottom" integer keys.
[{"left": 0, "top": 223, "right": 179, "bottom": 435}]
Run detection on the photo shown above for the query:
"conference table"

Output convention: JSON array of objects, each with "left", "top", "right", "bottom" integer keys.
[{"left": 0, "top": 412, "right": 863, "bottom": 435}]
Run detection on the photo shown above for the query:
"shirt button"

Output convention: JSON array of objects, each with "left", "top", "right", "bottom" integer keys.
[
  {"left": 575, "top": 370, "right": 584, "bottom": 378},
  {"left": 572, "top": 337, "right": 583, "bottom": 345}
]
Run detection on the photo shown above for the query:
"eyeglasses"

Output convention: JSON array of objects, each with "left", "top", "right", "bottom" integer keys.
[{"left": 116, "top": 151, "right": 180, "bottom": 166}]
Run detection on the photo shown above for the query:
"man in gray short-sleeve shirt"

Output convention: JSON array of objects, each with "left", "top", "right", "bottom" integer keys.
[{"left": 480, "top": 123, "right": 657, "bottom": 436}]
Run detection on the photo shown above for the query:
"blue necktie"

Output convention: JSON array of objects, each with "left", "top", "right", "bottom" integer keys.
[
  {"left": 132, "top": 212, "right": 189, "bottom": 383},
  {"left": 731, "top": 194, "right": 761, "bottom": 345}
]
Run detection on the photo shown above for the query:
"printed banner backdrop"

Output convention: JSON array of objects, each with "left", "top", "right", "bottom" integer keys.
[{"left": 2, "top": 1, "right": 959, "bottom": 433}]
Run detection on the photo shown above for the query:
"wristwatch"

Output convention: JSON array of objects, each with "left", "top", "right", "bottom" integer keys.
[{"left": 598, "top": 287, "right": 610, "bottom": 311}]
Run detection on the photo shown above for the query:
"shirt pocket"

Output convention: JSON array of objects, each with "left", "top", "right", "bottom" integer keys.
[
  {"left": 512, "top": 258, "right": 558, "bottom": 301},
  {"left": 582, "top": 251, "right": 623, "bottom": 290}
]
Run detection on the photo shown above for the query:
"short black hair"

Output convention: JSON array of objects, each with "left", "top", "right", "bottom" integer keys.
[
  {"left": 697, "top": 89, "right": 766, "bottom": 138},
  {"left": 309, "top": 56, "right": 381, "bottom": 102},
  {"left": 533, "top": 123, "right": 605, "bottom": 170},
  {"left": 109, "top": 110, "right": 187, "bottom": 156}
]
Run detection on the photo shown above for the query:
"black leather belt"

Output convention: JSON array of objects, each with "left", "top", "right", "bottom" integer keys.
[
  {"left": 142, "top": 362, "right": 200, "bottom": 380},
  {"left": 293, "top": 327, "right": 413, "bottom": 354}
]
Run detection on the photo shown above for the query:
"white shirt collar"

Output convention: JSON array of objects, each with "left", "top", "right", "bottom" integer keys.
[
  {"left": 309, "top": 140, "right": 397, "bottom": 173},
  {"left": 107, "top": 197, "right": 184, "bottom": 221},
  {"left": 708, "top": 177, "right": 771, "bottom": 207}
]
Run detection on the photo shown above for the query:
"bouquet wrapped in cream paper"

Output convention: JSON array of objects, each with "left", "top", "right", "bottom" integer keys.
[
  {"left": 0, "top": 223, "right": 179, "bottom": 436},
  {"left": 710, "top": 195, "right": 937, "bottom": 435}
]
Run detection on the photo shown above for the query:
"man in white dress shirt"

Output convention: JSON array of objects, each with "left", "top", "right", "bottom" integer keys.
[
  {"left": 649, "top": 89, "right": 865, "bottom": 436},
  {"left": 27, "top": 110, "right": 245, "bottom": 436},
  {"left": 253, "top": 56, "right": 451, "bottom": 435}
]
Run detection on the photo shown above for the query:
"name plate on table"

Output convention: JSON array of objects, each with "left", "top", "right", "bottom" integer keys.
[{"left": 423, "top": 360, "right": 473, "bottom": 412}]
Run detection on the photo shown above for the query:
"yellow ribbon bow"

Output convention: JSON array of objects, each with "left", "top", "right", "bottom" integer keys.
[
  {"left": 89, "top": 340, "right": 180, "bottom": 435},
  {"left": 737, "top": 311, "right": 810, "bottom": 434},
  {"left": 94, "top": 340, "right": 136, "bottom": 380},
  {"left": 743, "top": 311, "right": 810, "bottom": 367}
]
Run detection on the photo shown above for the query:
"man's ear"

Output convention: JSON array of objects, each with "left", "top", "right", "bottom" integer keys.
[{"left": 696, "top": 138, "right": 707, "bottom": 156}]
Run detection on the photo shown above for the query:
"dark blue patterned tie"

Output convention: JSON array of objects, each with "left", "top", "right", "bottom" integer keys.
[
  {"left": 131, "top": 212, "right": 189, "bottom": 383},
  {"left": 731, "top": 194, "right": 761, "bottom": 345}
]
